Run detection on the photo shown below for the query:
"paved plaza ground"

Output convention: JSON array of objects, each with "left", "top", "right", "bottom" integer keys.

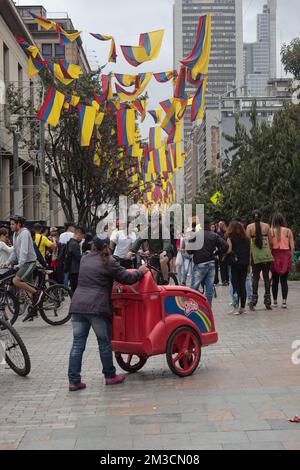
[{"left": 1, "top": 283, "right": 300, "bottom": 450}]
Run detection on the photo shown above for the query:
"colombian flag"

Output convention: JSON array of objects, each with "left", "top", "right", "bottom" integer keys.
[
  {"left": 90, "top": 33, "right": 117, "bottom": 63},
  {"left": 148, "top": 109, "right": 163, "bottom": 124},
  {"left": 28, "top": 56, "right": 45, "bottom": 77},
  {"left": 56, "top": 25, "right": 81, "bottom": 46},
  {"left": 59, "top": 60, "right": 82, "bottom": 79},
  {"left": 149, "top": 127, "right": 162, "bottom": 151},
  {"left": 114, "top": 74, "right": 136, "bottom": 87},
  {"left": 29, "top": 12, "right": 56, "bottom": 30},
  {"left": 187, "top": 67, "right": 204, "bottom": 87},
  {"left": 121, "top": 30, "right": 164, "bottom": 67},
  {"left": 37, "top": 87, "right": 65, "bottom": 127},
  {"left": 150, "top": 148, "right": 162, "bottom": 174},
  {"left": 168, "top": 143, "right": 183, "bottom": 170},
  {"left": 191, "top": 77, "right": 207, "bottom": 122},
  {"left": 96, "top": 75, "right": 113, "bottom": 104},
  {"left": 130, "top": 99, "right": 147, "bottom": 122},
  {"left": 181, "top": 14, "right": 211, "bottom": 80},
  {"left": 166, "top": 147, "right": 174, "bottom": 173},
  {"left": 78, "top": 104, "right": 97, "bottom": 147},
  {"left": 116, "top": 73, "right": 152, "bottom": 102},
  {"left": 15, "top": 35, "right": 39, "bottom": 58},
  {"left": 126, "top": 145, "right": 143, "bottom": 158},
  {"left": 48, "top": 62, "right": 75, "bottom": 85},
  {"left": 153, "top": 70, "right": 178, "bottom": 83},
  {"left": 174, "top": 66, "right": 187, "bottom": 99},
  {"left": 116, "top": 109, "right": 136, "bottom": 147}
]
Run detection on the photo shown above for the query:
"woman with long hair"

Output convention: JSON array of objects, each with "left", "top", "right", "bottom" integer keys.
[
  {"left": 226, "top": 221, "right": 251, "bottom": 315},
  {"left": 271, "top": 213, "right": 294, "bottom": 309},
  {"left": 246, "top": 210, "right": 273, "bottom": 311},
  {"left": 67, "top": 237, "right": 148, "bottom": 391}
]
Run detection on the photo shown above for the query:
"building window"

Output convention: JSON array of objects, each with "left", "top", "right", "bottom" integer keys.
[
  {"left": 3, "top": 43, "right": 9, "bottom": 82},
  {"left": 42, "top": 44, "right": 52, "bottom": 59},
  {"left": 28, "top": 23, "right": 39, "bottom": 32},
  {"left": 55, "top": 44, "right": 65, "bottom": 59}
]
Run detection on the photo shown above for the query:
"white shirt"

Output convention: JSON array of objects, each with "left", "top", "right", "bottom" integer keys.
[
  {"left": 0, "top": 241, "right": 14, "bottom": 265},
  {"left": 111, "top": 230, "right": 137, "bottom": 259},
  {"left": 59, "top": 232, "right": 74, "bottom": 245}
]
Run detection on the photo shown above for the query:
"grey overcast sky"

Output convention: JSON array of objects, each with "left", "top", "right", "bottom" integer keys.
[{"left": 17, "top": 0, "right": 299, "bottom": 133}]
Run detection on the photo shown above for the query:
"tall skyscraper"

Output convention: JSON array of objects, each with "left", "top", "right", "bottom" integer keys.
[
  {"left": 244, "top": 0, "right": 277, "bottom": 97},
  {"left": 174, "top": 0, "right": 244, "bottom": 143},
  {"left": 173, "top": 0, "right": 243, "bottom": 201}
]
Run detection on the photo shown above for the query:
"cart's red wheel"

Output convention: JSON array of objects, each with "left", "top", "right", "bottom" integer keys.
[
  {"left": 166, "top": 327, "right": 201, "bottom": 377},
  {"left": 115, "top": 352, "right": 148, "bottom": 373}
]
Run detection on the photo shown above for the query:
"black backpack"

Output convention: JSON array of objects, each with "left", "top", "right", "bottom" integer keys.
[{"left": 58, "top": 242, "right": 71, "bottom": 273}]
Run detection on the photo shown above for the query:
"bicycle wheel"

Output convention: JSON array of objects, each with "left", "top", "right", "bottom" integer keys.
[
  {"left": 39, "top": 284, "right": 72, "bottom": 326},
  {"left": 0, "top": 291, "right": 20, "bottom": 326},
  {"left": 0, "top": 318, "right": 31, "bottom": 376}
]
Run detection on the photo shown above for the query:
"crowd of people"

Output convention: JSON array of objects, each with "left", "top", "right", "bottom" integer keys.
[{"left": 0, "top": 210, "right": 297, "bottom": 390}]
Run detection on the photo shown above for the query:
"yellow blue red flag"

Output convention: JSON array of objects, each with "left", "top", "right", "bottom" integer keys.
[
  {"left": 78, "top": 104, "right": 97, "bottom": 147},
  {"left": 149, "top": 127, "right": 162, "bottom": 151},
  {"left": 114, "top": 74, "right": 136, "bottom": 87},
  {"left": 29, "top": 12, "right": 56, "bottom": 30},
  {"left": 191, "top": 77, "right": 207, "bottom": 122},
  {"left": 116, "top": 109, "right": 136, "bottom": 147},
  {"left": 121, "top": 30, "right": 164, "bottom": 67},
  {"left": 153, "top": 70, "right": 178, "bottom": 83},
  {"left": 56, "top": 25, "right": 81, "bottom": 46},
  {"left": 90, "top": 33, "right": 117, "bottom": 63},
  {"left": 148, "top": 109, "right": 163, "bottom": 124},
  {"left": 181, "top": 14, "right": 211, "bottom": 80},
  {"left": 15, "top": 35, "right": 39, "bottom": 58},
  {"left": 37, "top": 87, "right": 65, "bottom": 127},
  {"left": 116, "top": 73, "right": 152, "bottom": 102}
]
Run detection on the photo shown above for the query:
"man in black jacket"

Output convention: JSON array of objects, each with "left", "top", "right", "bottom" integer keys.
[
  {"left": 188, "top": 217, "right": 228, "bottom": 306},
  {"left": 66, "top": 227, "right": 85, "bottom": 293}
]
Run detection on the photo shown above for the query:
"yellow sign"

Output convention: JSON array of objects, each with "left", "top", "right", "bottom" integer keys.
[{"left": 210, "top": 192, "right": 222, "bottom": 206}]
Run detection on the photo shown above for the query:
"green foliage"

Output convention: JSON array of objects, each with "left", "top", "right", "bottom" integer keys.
[
  {"left": 197, "top": 101, "right": 300, "bottom": 230},
  {"left": 281, "top": 38, "right": 300, "bottom": 80}
]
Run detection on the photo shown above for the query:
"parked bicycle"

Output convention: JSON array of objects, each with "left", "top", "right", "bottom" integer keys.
[
  {"left": 0, "top": 314, "right": 31, "bottom": 377},
  {"left": 0, "top": 266, "right": 72, "bottom": 326}
]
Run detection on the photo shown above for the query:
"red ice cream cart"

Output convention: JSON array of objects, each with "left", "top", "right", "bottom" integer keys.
[{"left": 112, "top": 272, "right": 218, "bottom": 377}]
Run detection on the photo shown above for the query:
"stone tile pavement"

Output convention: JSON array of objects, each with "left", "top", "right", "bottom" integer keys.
[{"left": 1, "top": 283, "right": 300, "bottom": 450}]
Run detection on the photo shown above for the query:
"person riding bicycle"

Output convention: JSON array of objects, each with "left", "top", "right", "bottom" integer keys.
[
  {"left": 2, "top": 216, "right": 43, "bottom": 310},
  {"left": 130, "top": 219, "right": 173, "bottom": 284}
]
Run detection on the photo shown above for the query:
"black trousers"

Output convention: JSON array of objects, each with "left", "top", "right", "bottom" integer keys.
[
  {"left": 231, "top": 265, "right": 248, "bottom": 309},
  {"left": 252, "top": 263, "right": 271, "bottom": 306},
  {"left": 70, "top": 273, "right": 79, "bottom": 294},
  {"left": 272, "top": 272, "right": 289, "bottom": 301},
  {"left": 214, "top": 259, "right": 219, "bottom": 284},
  {"left": 220, "top": 260, "right": 229, "bottom": 283}
]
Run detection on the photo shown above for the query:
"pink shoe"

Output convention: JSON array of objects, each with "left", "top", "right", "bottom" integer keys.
[
  {"left": 69, "top": 382, "right": 86, "bottom": 392},
  {"left": 105, "top": 373, "right": 126, "bottom": 385}
]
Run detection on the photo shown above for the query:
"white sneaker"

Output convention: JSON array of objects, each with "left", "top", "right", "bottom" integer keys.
[
  {"left": 282, "top": 302, "right": 287, "bottom": 309},
  {"left": 228, "top": 308, "right": 238, "bottom": 315},
  {"left": 273, "top": 301, "right": 278, "bottom": 308},
  {"left": 233, "top": 310, "right": 243, "bottom": 316}
]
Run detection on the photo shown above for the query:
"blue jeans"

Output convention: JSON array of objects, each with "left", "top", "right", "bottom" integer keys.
[
  {"left": 68, "top": 314, "right": 116, "bottom": 385},
  {"left": 229, "top": 268, "right": 252, "bottom": 304},
  {"left": 191, "top": 261, "right": 215, "bottom": 306},
  {"left": 64, "top": 272, "right": 70, "bottom": 287}
]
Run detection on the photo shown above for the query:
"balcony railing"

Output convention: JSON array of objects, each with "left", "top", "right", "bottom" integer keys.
[{"left": 46, "top": 12, "right": 69, "bottom": 19}]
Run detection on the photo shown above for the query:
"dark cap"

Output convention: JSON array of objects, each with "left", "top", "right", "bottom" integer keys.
[{"left": 92, "top": 236, "right": 110, "bottom": 252}]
